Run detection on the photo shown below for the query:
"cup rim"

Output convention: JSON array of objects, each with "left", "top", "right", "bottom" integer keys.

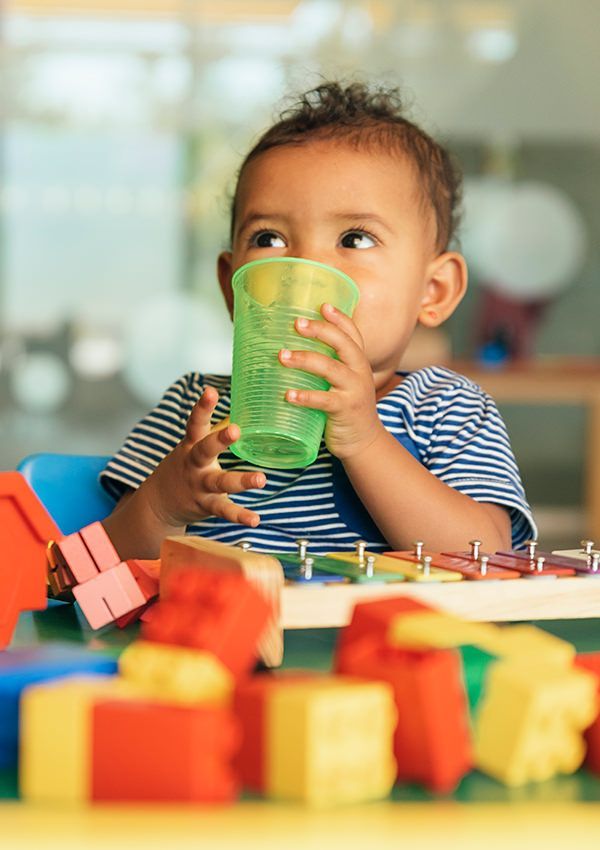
[{"left": 231, "top": 256, "right": 360, "bottom": 301}]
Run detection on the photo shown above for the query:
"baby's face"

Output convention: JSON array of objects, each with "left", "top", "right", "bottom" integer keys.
[{"left": 226, "top": 139, "right": 440, "bottom": 382}]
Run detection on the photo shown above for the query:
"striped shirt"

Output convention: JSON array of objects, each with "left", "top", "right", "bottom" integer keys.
[{"left": 100, "top": 366, "right": 536, "bottom": 554}]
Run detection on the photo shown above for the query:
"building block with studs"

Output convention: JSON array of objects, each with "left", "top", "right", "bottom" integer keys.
[
  {"left": 19, "top": 674, "right": 134, "bottom": 804},
  {"left": 265, "top": 677, "right": 396, "bottom": 806},
  {"left": 143, "top": 567, "right": 271, "bottom": 678},
  {"left": 0, "top": 472, "right": 57, "bottom": 648},
  {"left": 72, "top": 562, "right": 147, "bottom": 630},
  {"left": 0, "top": 644, "right": 117, "bottom": 769},
  {"left": 574, "top": 652, "right": 600, "bottom": 776},
  {"left": 119, "top": 639, "right": 233, "bottom": 705},
  {"left": 91, "top": 698, "right": 240, "bottom": 802},
  {"left": 474, "top": 659, "right": 599, "bottom": 786}
]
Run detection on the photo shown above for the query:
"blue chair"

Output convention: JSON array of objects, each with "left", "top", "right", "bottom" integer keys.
[{"left": 17, "top": 453, "right": 115, "bottom": 535}]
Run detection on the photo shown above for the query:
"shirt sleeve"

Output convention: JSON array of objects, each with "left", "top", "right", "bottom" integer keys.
[
  {"left": 421, "top": 372, "right": 537, "bottom": 549},
  {"left": 99, "top": 372, "right": 206, "bottom": 501}
]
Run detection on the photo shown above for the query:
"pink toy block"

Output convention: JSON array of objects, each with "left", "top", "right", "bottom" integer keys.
[
  {"left": 53, "top": 533, "right": 98, "bottom": 584},
  {"left": 73, "top": 563, "right": 147, "bottom": 630},
  {"left": 78, "top": 522, "right": 121, "bottom": 572}
]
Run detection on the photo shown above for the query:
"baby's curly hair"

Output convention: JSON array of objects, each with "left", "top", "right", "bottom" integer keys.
[{"left": 230, "top": 81, "right": 463, "bottom": 253}]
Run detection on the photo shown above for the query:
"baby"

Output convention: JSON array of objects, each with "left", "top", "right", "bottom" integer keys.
[{"left": 101, "top": 81, "right": 536, "bottom": 560}]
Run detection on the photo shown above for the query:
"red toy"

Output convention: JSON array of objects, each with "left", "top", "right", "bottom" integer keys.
[{"left": 575, "top": 652, "right": 600, "bottom": 776}]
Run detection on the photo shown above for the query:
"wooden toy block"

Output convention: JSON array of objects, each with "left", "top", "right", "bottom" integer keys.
[
  {"left": 114, "top": 559, "right": 160, "bottom": 628},
  {"left": 389, "top": 547, "right": 521, "bottom": 580},
  {"left": 474, "top": 659, "right": 599, "bottom": 786},
  {"left": 233, "top": 671, "right": 318, "bottom": 793},
  {"left": 144, "top": 566, "right": 272, "bottom": 678},
  {"left": 46, "top": 543, "right": 76, "bottom": 600},
  {"left": 336, "top": 642, "right": 472, "bottom": 793},
  {"left": 161, "top": 535, "right": 283, "bottom": 667},
  {"left": 92, "top": 698, "right": 240, "bottom": 802},
  {"left": 0, "top": 472, "right": 57, "bottom": 648},
  {"left": 72, "top": 562, "right": 147, "bottom": 630},
  {"left": 19, "top": 674, "right": 132, "bottom": 803},
  {"left": 119, "top": 639, "right": 233, "bottom": 705},
  {"left": 446, "top": 549, "right": 575, "bottom": 578},
  {"left": 78, "top": 521, "right": 121, "bottom": 572},
  {"left": 574, "top": 652, "right": 600, "bottom": 776},
  {"left": 265, "top": 677, "right": 396, "bottom": 806},
  {"left": 51, "top": 533, "right": 98, "bottom": 584},
  {"left": 0, "top": 643, "right": 117, "bottom": 769}
]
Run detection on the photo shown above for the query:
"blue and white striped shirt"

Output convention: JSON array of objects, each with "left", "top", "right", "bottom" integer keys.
[{"left": 100, "top": 366, "right": 536, "bottom": 553}]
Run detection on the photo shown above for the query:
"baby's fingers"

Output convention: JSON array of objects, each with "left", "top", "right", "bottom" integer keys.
[
  {"left": 203, "top": 469, "right": 266, "bottom": 495},
  {"left": 184, "top": 387, "right": 220, "bottom": 445},
  {"left": 190, "top": 422, "right": 241, "bottom": 465},
  {"left": 203, "top": 494, "right": 261, "bottom": 528}
]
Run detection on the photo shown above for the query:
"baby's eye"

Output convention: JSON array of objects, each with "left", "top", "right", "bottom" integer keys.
[
  {"left": 250, "top": 230, "right": 286, "bottom": 248},
  {"left": 340, "top": 230, "right": 377, "bottom": 249}
]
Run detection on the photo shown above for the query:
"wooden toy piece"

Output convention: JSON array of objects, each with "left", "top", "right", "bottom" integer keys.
[
  {"left": 336, "top": 643, "right": 471, "bottom": 794},
  {"left": 46, "top": 542, "right": 76, "bottom": 600},
  {"left": 322, "top": 541, "right": 407, "bottom": 583},
  {"left": 378, "top": 550, "right": 463, "bottom": 582},
  {"left": 390, "top": 541, "right": 521, "bottom": 580},
  {"left": 276, "top": 539, "right": 347, "bottom": 583},
  {"left": 119, "top": 640, "right": 233, "bottom": 705},
  {"left": 72, "top": 562, "right": 147, "bottom": 630},
  {"left": 446, "top": 540, "right": 575, "bottom": 578},
  {"left": 474, "top": 659, "right": 598, "bottom": 786},
  {"left": 92, "top": 698, "right": 240, "bottom": 802},
  {"left": 0, "top": 644, "right": 117, "bottom": 770},
  {"left": 265, "top": 677, "right": 396, "bottom": 806},
  {"left": 233, "top": 671, "right": 317, "bottom": 793},
  {"left": 19, "top": 674, "right": 134, "bottom": 804},
  {"left": 161, "top": 535, "right": 284, "bottom": 667},
  {"left": 574, "top": 652, "right": 600, "bottom": 776},
  {"left": 114, "top": 558, "right": 160, "bottom": 628},
  {"left": 502, "top": 540, "right": 600, "bottom": 576},
  {"left": 0, "top": 472, "right": 58, "bottom": 648},
  {"left": 144, "top": 566, "right": 272, "bottom": 678},
  {"left": 78, "top": 521, "right": 121, "bottom": 572},
  {"left": 51, "top": 532, "right": 98, "bottom": 584}
]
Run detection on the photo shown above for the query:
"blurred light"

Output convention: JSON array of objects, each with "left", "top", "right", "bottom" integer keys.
[
  {"left": 202, "top": 57, "right": 284, "bottom": 118},
  {"left": 291, "top": 0, "right": 340, "bottom": 48},
  {"left": 10, "top": 352, "right": 72, "bottom": 413},
  {"left": 466, "top": 27, "right": 518, "bottom": 63},
  {"left": 69, "top": 334, "right": 123, "bottom": 380}
]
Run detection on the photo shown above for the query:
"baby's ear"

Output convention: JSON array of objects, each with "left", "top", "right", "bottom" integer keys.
[
  {"left": 418, "top": 251, "right": 468, "bottom": 328},
  {"left": 217, "top": 251, "right": 234, "bottom": 318}
]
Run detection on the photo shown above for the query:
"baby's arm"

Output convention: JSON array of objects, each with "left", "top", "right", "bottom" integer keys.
[{"left": 102, "top": 387, "right": 266, "bottom": 560}]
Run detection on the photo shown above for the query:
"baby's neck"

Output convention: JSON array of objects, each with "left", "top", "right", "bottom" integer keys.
[{"left": 374, "top": 371, "right": 403, "bottom": 400}]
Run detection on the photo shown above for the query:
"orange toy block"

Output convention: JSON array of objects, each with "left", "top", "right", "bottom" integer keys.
[
  {"left": 0, "top": 472, "right": 57, "bottom": 648},
  {"left": 51, "top": 533, "right": 98, "bottom": 584},
  {"left": 115, "top": 559, "right": 160, "bottom": 628},
  {"left": 79, "top": 522, "right": 121, "bottom": 572},
  {"left": 73, "top": 562, "right": 147, "bottom": 630},
  {"left": 143, "top": 567, "right": 272, "bottom": 678},
  {"left": 46, "top": 544, "right": 75, "bottom": 600},
  {"left": 91, "top": 699, "right": 240, "bottom": 802},
  {"left": 575, "top": 652, "right": 600, "bottom": 776}
]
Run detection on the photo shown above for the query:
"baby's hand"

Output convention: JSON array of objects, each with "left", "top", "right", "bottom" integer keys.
[
  {"left": 145, "top": 386, "right": 266, "bottom": 528},
  {"left": 278, "top": 303, "right": 383, "bottom": 460}
]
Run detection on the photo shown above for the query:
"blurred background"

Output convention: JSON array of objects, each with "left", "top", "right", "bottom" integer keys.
[{"left": 1, "top": 0, "right": 599, "bottom": 544}]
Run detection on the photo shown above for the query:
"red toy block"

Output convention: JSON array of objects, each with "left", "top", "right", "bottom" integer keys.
[
  {"left": 114, "top": 559, "right": 160, "bottom": 628},
  {"left": 142, "top": 567, "right": 271, "bottom": 677},
  {"left": 233, "top": 671, "right": 317, "bottom": 793},
  {"left": 78, "top": 522, "right": 121, "bottom": 572},
  {"left": 91, "top": 699, "right": 240, "bottom": 802},
  {"left": 336, "top": 640, "right": 472, "bottom": 793},
  {"left": 52, "top": 533, "right": 98, "bottom": 584},
  {"left": 0, "top": 472, "right": 57, "bottom": 648},
  {"left": 575, "top": 652, "right": 600, "bottom": 776},
  {"left": 73, "top": 562, "right": 147, "bottom": 630}
]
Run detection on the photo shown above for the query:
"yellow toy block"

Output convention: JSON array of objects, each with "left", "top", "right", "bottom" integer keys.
[
  {"left": 20, "top": 674, "right": 134, "bottom": 804},
  {"left": 118, "top": 640, "right": 233, "bottom": 705},
  {"left": 266, "top": 677, "right": 396, "bottom": 807},
  {"left": 474, "top": 660, "right": 599, "bottom": 786},
  {"left": 327, "top": 551, "right": 462, "bottom": 582},
  {"left": 388, "top": 612, "right": 575, "bottom": 667}
]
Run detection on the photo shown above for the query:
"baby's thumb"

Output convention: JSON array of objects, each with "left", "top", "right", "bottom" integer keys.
[{"left": 185, "top": 386, "right": 219, "bottom": 444}]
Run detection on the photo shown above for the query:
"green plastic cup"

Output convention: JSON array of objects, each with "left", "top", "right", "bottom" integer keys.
[{"left": 229, "top": 257, "right": 360, "bottom": 469}]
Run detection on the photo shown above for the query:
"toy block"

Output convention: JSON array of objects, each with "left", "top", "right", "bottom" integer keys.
[
  {"left": 119, "top": 639, "right": 233, "bottom": 705},
  {"left": 46, "top": 543, "right": 76, "bottom": 600},
  {"left": 50, "top": 533, "right": 98, "bottom": 584},
  {"left": 0, "top": 472, "right": 58, "bottom": 648},
  {"left": 0, "top": 644, "right": 117, "bottom": 769},
  {"left": 92, "top": 698, "right": 240, "bottom": 802},
  {"left": 388, "top": 548, "right": 521, "bottom": 580},
  {"left": 336, "top": 642, "right": 472, "bottom": 793},
  {"left": 78, "top": 521, "right": 121, "bottom": 572},
  {"left": 114, "top": 559, "right": 160, "bottom": 628},
  {"left": 161, "top": 535, "right": 283, "bottom": 667},
  {"left": 574, "top": 652, "right": 600, "bottom": 776},
  {"left": 20, "top": 674, "right": 134, "bottom": 803},
  {"left": 233, "top": 671, "right": 318, "bottom": 793},
  {"left": 474, "top": 659, "right": 599, "bottom": 786},
  {"left": 265, "top": 677, "right": 396, "bottom": 806},
  {"left": 72, "top": 561, "right": 147, "bottom": 630},
  {"left": 446, "top": 549, "right": 575, "bottom": 578},
  {"left": 144, "top": 566, "right": 272, "bottom": 678}
]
